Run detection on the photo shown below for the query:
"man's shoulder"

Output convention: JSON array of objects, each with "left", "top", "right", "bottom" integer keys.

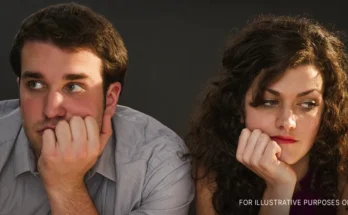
[
  {"left": 0, "top": 99, "right": 20, "bottom": 118},
  {"left": 113, "top": 105, "right": 183, "bottom": 143},
  {"left": 109, "top": 106, "right": 193, "bottom": 212},
  {"left": 0, "top": 99, "right": 22, "bottom": 174},
  {"left": 112, "top": 105, "right": 187, "bottom": 164},
  {"left": 0, "top": 99, "right": 21, "bottom": 142}
]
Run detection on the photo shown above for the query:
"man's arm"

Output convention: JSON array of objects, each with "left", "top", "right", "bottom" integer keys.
[
  {"left": 45, "top": 182, "right": 98, "bottom": 215},
  {"left": 130, "top": 151, "right": 194, "bottom": 215}
]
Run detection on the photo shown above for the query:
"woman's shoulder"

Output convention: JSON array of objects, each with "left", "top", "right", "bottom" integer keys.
[
  {"left": 338, "top": 173, "right": 348, "bottom": 197},
  {"left": 337, "top": 173, "right": 348, "bottom": 214},
  {"left": 195, "top": 164, "right": 218, "bottom": 215}
]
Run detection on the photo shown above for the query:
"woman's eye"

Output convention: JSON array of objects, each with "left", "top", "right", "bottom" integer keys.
[
  {"left": 300, "top": 101, "right": 318, "bottom": 109},
  {"left": 27, "top": 81, "right": 44, "bottom": 90},
  {"left": 65, "top": 83, "right": 84, "bottom": 93},
  {"left": 263, "top": 100, "right": 278, "bottom": 107}
]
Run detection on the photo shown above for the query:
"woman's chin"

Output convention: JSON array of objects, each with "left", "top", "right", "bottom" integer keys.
[{"left": 278, "top": 154, "right": 297, "bottom": 165}]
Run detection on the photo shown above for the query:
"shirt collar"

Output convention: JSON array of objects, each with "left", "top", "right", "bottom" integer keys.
[
  {"left": 85, "top": 121, "right": 117, "bottom": 182},
  {"left": 86, "top": 136, "right": 116, "bottom": 182},
  {"left": 13, "top": 126, "right": 36, "bottom": 177}
]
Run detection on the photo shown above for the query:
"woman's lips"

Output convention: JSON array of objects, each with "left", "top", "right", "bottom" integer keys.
[{"left": 271, "top": 136, "right": 297, "bottom": 144}]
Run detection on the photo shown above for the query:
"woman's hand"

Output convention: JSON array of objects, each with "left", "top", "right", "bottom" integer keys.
[
  {"left": 236, "top": 128, "right": 297, "bottom": 188},
  {"left": 236, "top": 128, "right": 297, "bottom": 215}
]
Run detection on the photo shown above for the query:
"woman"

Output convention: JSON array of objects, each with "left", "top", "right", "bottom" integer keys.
[{"left": 186, "top": 15, "right": 348, "bottom": 215}]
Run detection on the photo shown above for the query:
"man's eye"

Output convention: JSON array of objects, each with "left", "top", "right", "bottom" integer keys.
[
  {"left": 65, "top": 83, "right": 84, "bottom": 93},
  {"left": 27, "top": 81, "right": 44, "bottom": 90},
  {"left": 262, "top": 100, "right": 278, "bottom": 107}
]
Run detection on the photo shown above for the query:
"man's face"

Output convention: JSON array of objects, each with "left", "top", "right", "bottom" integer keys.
[{"left": 19, "top": 41, "right": 107, "bottom": 157}]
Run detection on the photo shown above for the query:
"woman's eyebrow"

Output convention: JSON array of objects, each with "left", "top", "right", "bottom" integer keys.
[{"left": 265, "top": 88, "right": 322, "bottom": 97}]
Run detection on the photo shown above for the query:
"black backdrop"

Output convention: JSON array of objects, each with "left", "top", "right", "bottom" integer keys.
[{"left": 1, "top": 0, "right": 346, "bottom": 137}]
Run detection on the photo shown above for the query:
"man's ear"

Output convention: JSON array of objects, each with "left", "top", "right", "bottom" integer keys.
[
  {"left": 104, "top": 82, "right": 121, "bottom": 116},
  {"left": 16, "top": 77, "right": 20, "bottom": 87}
]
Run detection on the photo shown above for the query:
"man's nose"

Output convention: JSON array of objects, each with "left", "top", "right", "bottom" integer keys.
[{"left": 43, "top": 91, "right": 66, "bottom": 119}]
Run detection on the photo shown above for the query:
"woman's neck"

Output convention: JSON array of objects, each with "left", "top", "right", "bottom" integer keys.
[{"left": 291, "top": 153, "right": 310, "bottom": 186}]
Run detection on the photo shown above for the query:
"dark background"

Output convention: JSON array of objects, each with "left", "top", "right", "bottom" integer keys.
[
  {"left": 0, "top": 0, "right": 346, "bottom": 137},
  {"left": 0, "top": 0, "right": 346, "bottom": 214}
]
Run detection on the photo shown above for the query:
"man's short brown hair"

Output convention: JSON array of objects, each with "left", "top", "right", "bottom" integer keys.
[{"left": 10, "top": 2, "right": 128, "bottom": 94}]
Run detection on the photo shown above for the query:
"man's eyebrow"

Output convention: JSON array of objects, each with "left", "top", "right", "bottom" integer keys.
[
  {"left": 21, "top": 71, "right": 43, "bottom": 79},
  {"left": 63, "top": 73, "right": 90, "bottom": 81},
  {"left": 265, "top": 88, "right": 322, "bottom": 97},
  {"left": 21, "top": 72, "right": 90, "bottom": 81}
]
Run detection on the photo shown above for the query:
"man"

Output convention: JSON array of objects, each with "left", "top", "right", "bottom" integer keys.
[{"left": 0, "top": 2, "right": 193, "bottom": 215}]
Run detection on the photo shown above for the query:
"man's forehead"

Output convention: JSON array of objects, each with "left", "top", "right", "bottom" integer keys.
[
  {"left": 22, "top": 40, "right": 93, "bottom": 53},
  {"left": 20, "top": 41, "right": 103, "bottom": 80},
  {"left": 21, "top": 41, "right": 102, "bottom": 64}
]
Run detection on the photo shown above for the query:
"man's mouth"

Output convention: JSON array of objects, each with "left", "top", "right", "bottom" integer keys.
[{"left": 37, "top": 126, "right": 56, "bottom": 136}]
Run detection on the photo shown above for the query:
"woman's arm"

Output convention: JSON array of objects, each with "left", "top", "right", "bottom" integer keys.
[
  {"left": 195, "top": 165, "right": 217, "bottom": 215},
  {"left": 258, "top": 183, "right": 296, "bottom": 215},
  {"left": 338, "top": 175, "right": 348, "bottom": 214}
]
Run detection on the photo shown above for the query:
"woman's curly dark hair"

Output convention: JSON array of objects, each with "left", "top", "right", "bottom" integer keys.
[{"left": 185, "top": 15, "right": 348, "bottom": 214}]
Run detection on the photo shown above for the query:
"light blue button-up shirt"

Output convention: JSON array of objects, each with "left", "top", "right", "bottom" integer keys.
[{"left": 0, "top": 99, "right": 194, "bottom": 215}]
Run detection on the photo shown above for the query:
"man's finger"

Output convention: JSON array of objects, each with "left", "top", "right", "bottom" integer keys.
[
  {"left": 84, "top": 116, "right": 100, "bottom": 153},
  {"left": 70, "top": 116, "right": 87, "bottom": 147},
  {"left": 41, "top": 129, "right": 56, "bottom": 156},
  {"left": 55, "top": 120, "right": 71, "bottom": 153}
]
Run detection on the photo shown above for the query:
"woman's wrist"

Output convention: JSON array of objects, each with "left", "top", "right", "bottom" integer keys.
[{"left": 264, "top": 182, "right": 296, "bottom": 200}]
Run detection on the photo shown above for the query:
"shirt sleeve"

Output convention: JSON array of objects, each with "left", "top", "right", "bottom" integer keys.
[{"left": 129, "top": 139, "right": 194, "bottom": 215}]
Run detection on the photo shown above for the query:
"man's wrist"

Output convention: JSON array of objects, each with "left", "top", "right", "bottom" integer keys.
[{"left": 44, "top": 179, "right": 86, "bottom": 199}]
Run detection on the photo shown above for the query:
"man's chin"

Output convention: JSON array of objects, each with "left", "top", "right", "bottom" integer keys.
[{"left": 27, "top": 137, "right": 42, "bottom": 158}]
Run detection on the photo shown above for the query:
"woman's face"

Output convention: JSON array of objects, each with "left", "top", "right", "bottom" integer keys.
[{"left": 244, "top": 65, "right": 324, "bottom": 165}]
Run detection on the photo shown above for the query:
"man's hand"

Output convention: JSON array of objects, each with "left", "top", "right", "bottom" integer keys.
[
  {"left": 36, "top": 102, "right": 114, "bottom": 215},
  {"left": 38, "top": 114, "right": 112, "bottom": 191}
]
